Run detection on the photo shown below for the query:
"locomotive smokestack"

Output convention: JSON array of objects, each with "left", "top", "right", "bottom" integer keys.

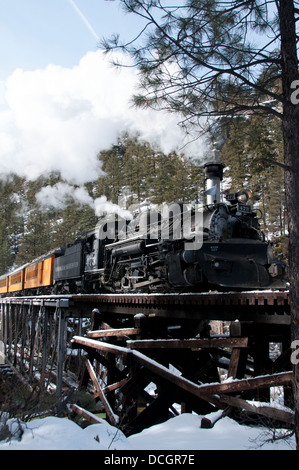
[{"left": 204, "top": 162, "right": 224, "bottom": 205}]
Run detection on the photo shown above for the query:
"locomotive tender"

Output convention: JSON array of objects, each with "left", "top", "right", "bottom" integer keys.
[{"left": 0, "top": 163, "right": 285, "bottom": 296}]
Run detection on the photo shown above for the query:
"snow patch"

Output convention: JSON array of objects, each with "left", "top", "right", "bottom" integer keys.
[{"left": 0, "top": 413, "right": 295, "bottom": 450}]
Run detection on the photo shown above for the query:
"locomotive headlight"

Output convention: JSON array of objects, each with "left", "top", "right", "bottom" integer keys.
[
  {"left": 236, "top": 190, "right": 251, "bottom": 204},
  {"left": 225, "top": 190, "right": 252, "bottom": 204}
]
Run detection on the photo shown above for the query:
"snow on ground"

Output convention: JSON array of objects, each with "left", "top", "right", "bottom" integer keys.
[{"left": 0, "top": 412, "right": 295, "bottom": 451}]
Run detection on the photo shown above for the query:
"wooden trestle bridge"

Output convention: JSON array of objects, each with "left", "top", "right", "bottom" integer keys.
[{"left": 0, "top": 291, "right": 294, "bottom": 435}]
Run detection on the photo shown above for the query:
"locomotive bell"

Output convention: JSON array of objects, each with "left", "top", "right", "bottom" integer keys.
[{"left": 204, "top": 162, "right": 225, "bottom": 205}]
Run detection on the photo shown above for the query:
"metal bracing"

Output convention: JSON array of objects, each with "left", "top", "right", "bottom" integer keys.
[{"left": 0, "top": 296, "right": 91, "bottom": 394}]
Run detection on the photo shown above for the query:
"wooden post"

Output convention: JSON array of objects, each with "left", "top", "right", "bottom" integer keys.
[
  {"left": 253, "top": 325, "right": 271, "bottom": 402},
  {"left": 281, "top": 330, "right": 293, "bottom": 407},
  {"left": 134, "top": 314, "right": 147, "bottom": 340},
  {"left": 20, "top": 303, "right": 27, "bottom": 374},
  {"left": 41, "top": 304, "right": 48, "bottom": 388},
  {"left": 77, "top": 316, "right": 83, "bottom": 375},
  {"left": 13, "top": 303, "right": 22, "bottom": 367},
  {"left": 229, "top": 321, "right": 249, "bottom": 380},
  {"left": 0, "top": 303, "right": 4, "bottom": 365},
  {"left": 90, "top": 308, "right": 103, "bottom": 331},
  {"left": 56, "top": 303, "right": 66, "bottom": 396},
  {"left": 28, "top": 302, "right": 37, "bottom": 382},
  {"left": 8, "top": 303, "right": 12, "bottom": 362},
  {"left": 3, "top": 303, "right": 8, "bottom": 359},
  {"left": 85, "top": 358, "right": 118, "bottom": 426}
]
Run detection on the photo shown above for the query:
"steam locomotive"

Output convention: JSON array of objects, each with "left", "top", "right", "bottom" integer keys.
[{"left": 0, "top": 163, "right": 286, "bottom": 296}]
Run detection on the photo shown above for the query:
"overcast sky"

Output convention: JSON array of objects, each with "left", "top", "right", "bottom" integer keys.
[{"left": 0, "top": 0, "right": 207, "bottom": 211}]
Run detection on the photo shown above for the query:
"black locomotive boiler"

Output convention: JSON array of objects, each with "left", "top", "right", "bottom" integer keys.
[{"left": 52, "top": 163, "right": 286, "bottom": 294}]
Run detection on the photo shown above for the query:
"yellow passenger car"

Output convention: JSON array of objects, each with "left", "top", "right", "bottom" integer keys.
[
  {"left": 0, "top": 275, "right": 8, "bottom": 294},
  {"left": 24, "top": 255, "right": 55, "bottom": 290},
  {"left": 8, "top": 269, "right": 25, "bottom": 293}
]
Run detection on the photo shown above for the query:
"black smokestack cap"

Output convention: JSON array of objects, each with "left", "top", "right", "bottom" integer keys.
[{"left": 204, "top": 162, "right": 224, "bottom": 181}]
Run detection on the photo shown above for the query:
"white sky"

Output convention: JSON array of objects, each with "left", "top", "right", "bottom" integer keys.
[{"left": 0, "top": 0, "right": 206, "bottom": 200}]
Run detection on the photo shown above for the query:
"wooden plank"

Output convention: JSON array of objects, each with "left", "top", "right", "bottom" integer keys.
[
  {"left": 85, "top": 358, "right": 118, "bottom": 426},
  {"left": 196, "top": 372, "right": 293, "bottom": 396},
  {"left": 71, "top": 336, "right": 292, "bottom": 405},
  {"left": 227, "top": 348, "right": 241, "bottom": 379},
  {"left": 100, "top": 322, "right": 113, "bottom": 330},
  {"left": 86, "top": 358, "right": 102, "bottom": 392},
  {"left": 87, "top": 328, "right": 140, "bottom": 338},
  {"left": 102, "top": 378, "right": 129, "bottom": 394},
  {"left": 132, "top": 350, "right": 292, "bottom": 399},
  {"left": 71, "top": 336, "right": 131, "bottom": 357},
  {"left": 126, "top": 337, "right": 248, "bottom": 349},
  {"left": 201, "top": 409, "right": 230, "bottom": 429},
  {"left": 70, "top": 403, "right": 103, "bottom": 425},
  {"left": 217, "top": 394, "right": 295, "bottom": 425}
]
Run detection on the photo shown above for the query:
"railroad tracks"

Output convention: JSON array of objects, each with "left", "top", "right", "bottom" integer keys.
[
  {"left": 0, "top": 289, "right": 290, "bottom": 319},
  {"left": 69, "top": 290, "right": 290, "bottom": 324}
]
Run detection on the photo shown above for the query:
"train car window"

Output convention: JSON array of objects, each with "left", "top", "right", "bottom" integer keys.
[
  {"left": 10, "top": 272, "right": 22, "bottom": 285},
  {"left": 25, "top": 264, "right": 38, "bottom": 280}
]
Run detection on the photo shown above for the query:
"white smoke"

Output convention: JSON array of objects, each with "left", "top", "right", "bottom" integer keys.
[
  {"left": 36, "top": 182, "right": 132, "bottom": 219},
  {"left": 0, "top": 51, "right": 203, "bottom": 183},
  {"left": 0, "top": 50, "right": 205, "bottom": 214}
]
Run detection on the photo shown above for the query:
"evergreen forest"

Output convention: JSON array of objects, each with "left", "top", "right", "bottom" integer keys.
[{"left": 0, "top": 120, "right": 288, "bottom": 276}]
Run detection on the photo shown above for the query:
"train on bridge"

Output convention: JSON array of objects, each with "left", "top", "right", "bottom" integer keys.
[
  {"left": 0, "top": 163, "right": 286, "bottom": 297},
  {"left": 0, "top": 164, "right": 292, "bottom": 435}
]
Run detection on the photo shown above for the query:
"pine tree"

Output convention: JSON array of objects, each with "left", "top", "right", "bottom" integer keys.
[
  {"left": 220, "top": 113, "right": 287, "bottom": 258},
  {"left": 221, "top": 117, "right": 250, "bottom": 192},
  {"left": 96, "top": 143, "right": 125, "bottom": 204},
  {"left": 0, "top": 175, "right": 25, "bottom": 274},
  {"left": 15, "top": 212, "right": 53, "bottom": 264}
]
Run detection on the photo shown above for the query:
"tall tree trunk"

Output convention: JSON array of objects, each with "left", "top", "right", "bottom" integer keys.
[{"left": 278, "top": 0, "right": 299, "bottom": 448}]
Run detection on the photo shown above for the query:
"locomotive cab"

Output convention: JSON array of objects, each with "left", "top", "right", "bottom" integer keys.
[{"left": 84, "top": 228, "right": 101, "bottom": 272}]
